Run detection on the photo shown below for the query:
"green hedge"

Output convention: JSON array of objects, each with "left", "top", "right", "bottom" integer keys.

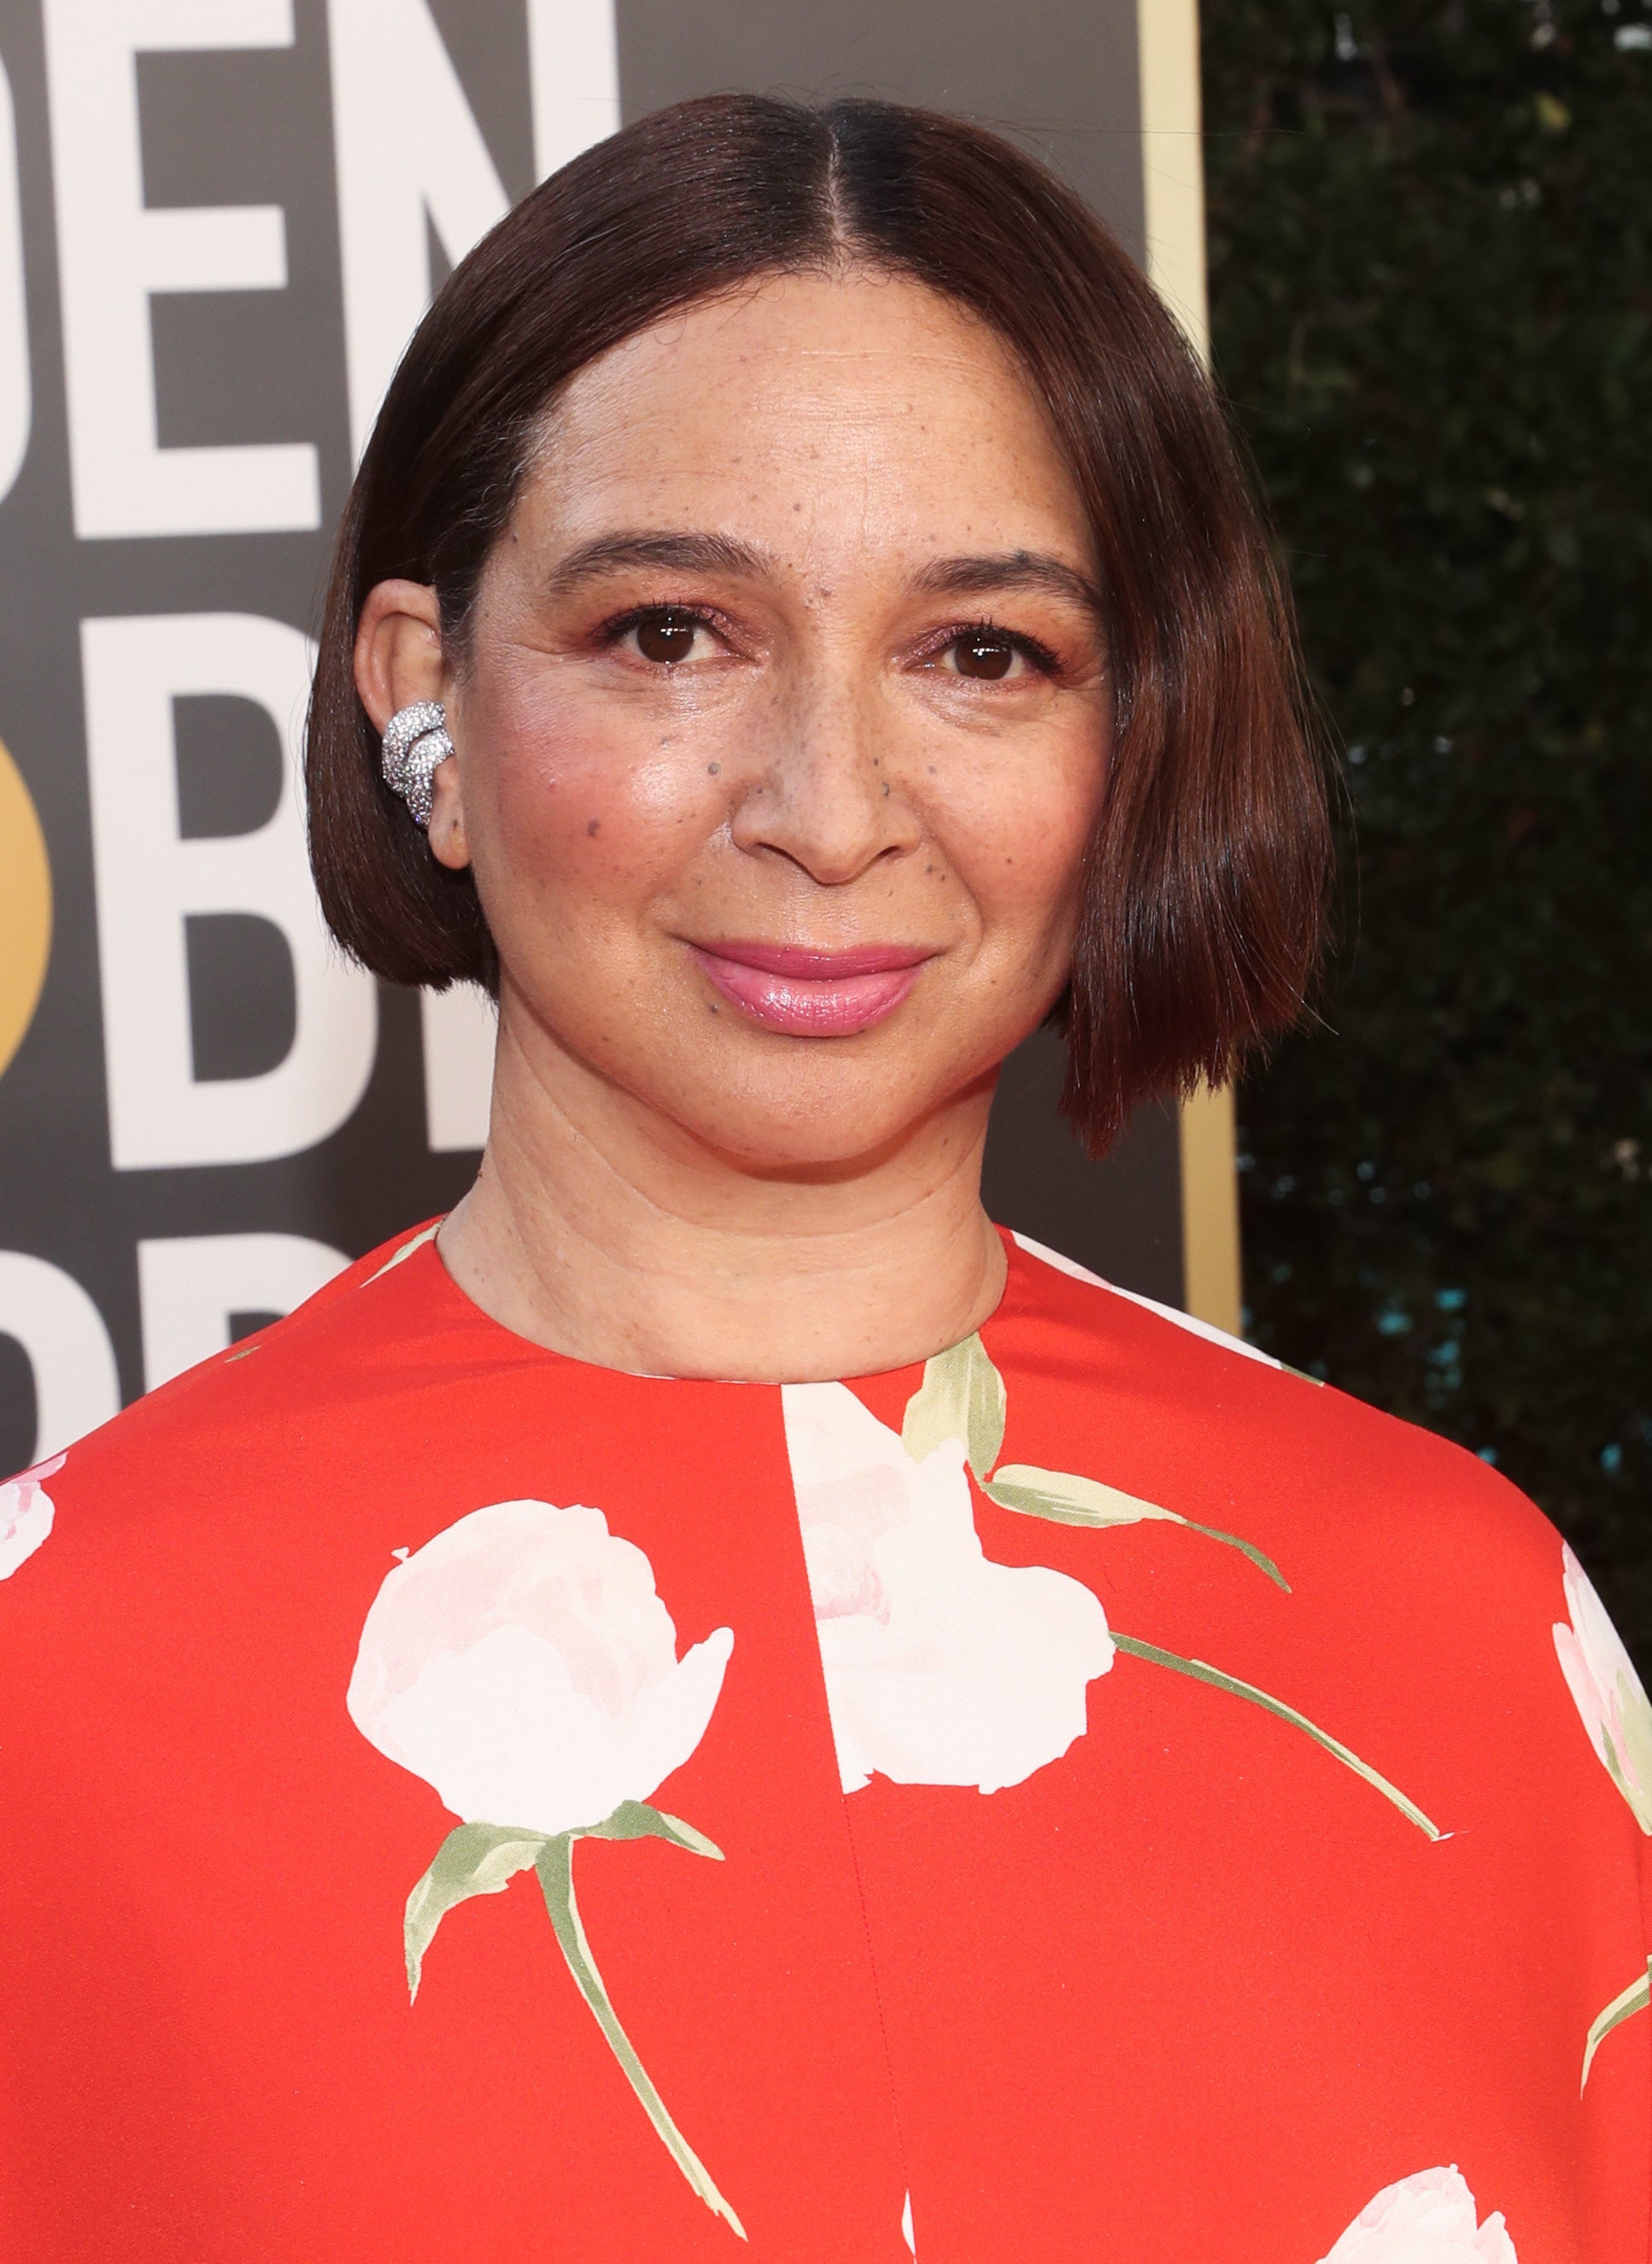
[{"left": 1202, "top": 0, "right": 1652, "bottom": 1658}]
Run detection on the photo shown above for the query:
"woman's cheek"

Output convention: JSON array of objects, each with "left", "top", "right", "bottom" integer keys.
[
  {"left": 1015, "top": 739, "right": 1107, "bottom": 922},
  {"left": 944, "top": 766, "right": 1096, "bottom": 939},
  {"left": 488, "top": 719, "right": 731, "bottom": 916}
]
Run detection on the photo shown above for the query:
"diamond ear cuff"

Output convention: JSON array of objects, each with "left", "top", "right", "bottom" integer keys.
[{"left": 380, "top": 701, "right": 454, "bottom": 829}]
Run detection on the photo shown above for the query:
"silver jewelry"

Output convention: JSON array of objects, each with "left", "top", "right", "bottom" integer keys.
[{"left": 380, "top": 701, "right": 454, "bottom": 829}]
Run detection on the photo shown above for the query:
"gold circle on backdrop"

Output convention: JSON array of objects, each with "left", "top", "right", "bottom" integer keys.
[{"left": 0, "top": 736, "right": 51, "bottom": 1081}]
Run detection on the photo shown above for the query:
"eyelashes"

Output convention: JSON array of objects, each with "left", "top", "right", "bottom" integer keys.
[
  {"left": 601, "top": 605, "right": 725, "bottom": 666},
  {"left": 926, "top": 619, "right": 1063, "bottom": 678},
  {"left": 596, "top": 601, "right": 1066, "bottom": 679}
]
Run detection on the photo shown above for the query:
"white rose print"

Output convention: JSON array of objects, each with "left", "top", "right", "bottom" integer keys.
[
  {"left": 782, "top": 1380, "right": 1113, "bottom": 1795},
  {"left": 1552, "top": 1541, "right": 1652, "bottom": 2087},
  {"left": 1554, "top": 1543, "right": 1652, "bottom": 1832},
  {"left": 1318, "top": 2165, "right": 1516, "bottom": 2263},
  {"left": 786, "top": 1335, "right": 1439, "bottom": 1841},
  {"left": 349, "top": 1499, "right": 742, "bottom": 2237},
  {"left": 0, "top": 1452, "right": 66, "bottom": 1580}
]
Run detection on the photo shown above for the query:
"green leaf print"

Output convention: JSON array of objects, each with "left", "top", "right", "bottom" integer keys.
[
  {"left": 898, "top": 1336, "right": 1441, "bottom": 1839},
  {"left": 1109, "top": 1633, "right": 1441, "bottom": 1839},
  {"left": 581, "top": 1798, "right": 726, "bottom": 1860},
  {"left": 984, "top": 1464, "right": 1289, "bottom": 1592},
  {"left": 404, "top": 1805, "right": 742, "bottom": 2239},
  {"left": 902, "top": 1336, "right": 1286, "bottom": 1587},
  {"left": 538, "top": 1827, "right": 745, "bottom": 2240},
  {"left": 1580, "top": 1960, "right": 1652, "bottom": 2091},
  {"left": 405, "top": 1821, "right": 548, "bottom": 1999},
  {"left": 901, "top": 1334, "right": 1005, "bottom": 1478}
]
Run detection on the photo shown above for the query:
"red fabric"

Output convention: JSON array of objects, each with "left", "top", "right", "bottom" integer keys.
[{"left": 0, "top": 1228, "right": 1644, "bottom": 2261}]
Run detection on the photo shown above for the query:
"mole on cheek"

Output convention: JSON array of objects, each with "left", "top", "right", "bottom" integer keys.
[
  {"left": 707, "top": 762, "right": 721, "bottom": 777},
  {"left": 586, "top": 818, "right": 600, "bottom": 836}
]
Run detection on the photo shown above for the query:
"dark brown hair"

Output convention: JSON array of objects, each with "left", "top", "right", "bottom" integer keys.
[{"left": 308, "top": 92, "right": 1328, "bottom": 1153}]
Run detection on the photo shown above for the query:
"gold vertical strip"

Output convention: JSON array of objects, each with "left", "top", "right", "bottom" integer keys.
[
  {"left": 1178, "top": 1084, "right": 1242, "bottom": 1338},
  {"left": 1137, "top": 0, "right": 1244, "bottom": 1334},
  {"left": 1136, "top": 0, "right": 1210, "bottom": 362}
]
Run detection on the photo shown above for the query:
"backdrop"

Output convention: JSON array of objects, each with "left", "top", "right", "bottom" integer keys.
[{"left": 0, "top": 0, "right": 1226, "bottom": 1473}]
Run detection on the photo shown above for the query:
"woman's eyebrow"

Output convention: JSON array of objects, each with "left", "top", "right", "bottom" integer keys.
[
  {"left": 913, "top": 552, "right": 1104, "bottom": 619},
  {"left": 542, "top": 530, "right": 772, "bottom": 597},
  {"left": 539, "top": 533, "right": 1104, "bottom": 622}
]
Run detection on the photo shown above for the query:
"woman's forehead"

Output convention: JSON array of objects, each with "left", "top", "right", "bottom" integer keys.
[
  {"left": 564, "top": 267, "right": 1033, "bottom": 408},
  {"left": 517, "top": 269, "right": 1091, "bottom": 570}
]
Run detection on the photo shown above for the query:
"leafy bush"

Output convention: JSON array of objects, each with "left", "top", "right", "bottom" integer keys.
[{"left": 1203, "top": 0, "right": 1652, "bottom": 1658}]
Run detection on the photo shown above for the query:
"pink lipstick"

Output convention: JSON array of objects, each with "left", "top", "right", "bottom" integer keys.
[{"left": 686, "top": 940, "right": 932, "bottom": 1035}]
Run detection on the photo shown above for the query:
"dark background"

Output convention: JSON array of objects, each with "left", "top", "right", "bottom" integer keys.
[{"left": 1204, "top": 0, "right": 1652, "bottom": 1661}]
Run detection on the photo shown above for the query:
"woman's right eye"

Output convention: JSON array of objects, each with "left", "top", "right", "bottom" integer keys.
[{"left": 624, "top": 611, "right": 712, "bottom": 665}]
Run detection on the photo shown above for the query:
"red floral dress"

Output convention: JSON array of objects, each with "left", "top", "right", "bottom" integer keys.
[{"left": 0, "top": 1224, "right": 1646, "bottom": 2262}]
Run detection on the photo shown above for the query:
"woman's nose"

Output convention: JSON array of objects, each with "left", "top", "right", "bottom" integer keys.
[{"left": 728, "top": 672, "right": 922, "bottom": 885}]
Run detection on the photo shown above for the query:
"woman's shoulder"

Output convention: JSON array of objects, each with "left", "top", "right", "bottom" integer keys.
[
  {"left": 990, "top": 1232, "right": 1640, "bottom": 1851},
  {"left": 993, "top": 1228, "right": 1565, "bottom": 1604},
  {"left": 1, "top": 1219, "right": 469, "bottom": 1516}
]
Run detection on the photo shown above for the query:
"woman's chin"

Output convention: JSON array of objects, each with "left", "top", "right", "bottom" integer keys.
[{"left": 659, "top": 1064, "right": 997, "bottom": 1180}]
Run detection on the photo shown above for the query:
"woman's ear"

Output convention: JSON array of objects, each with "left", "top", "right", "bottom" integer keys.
[
  {"left": 354, "top": 578, "right": 471, "bottom": 871},
  {"left": 354, "top": 578, "right": 444, "bottom": 731}
]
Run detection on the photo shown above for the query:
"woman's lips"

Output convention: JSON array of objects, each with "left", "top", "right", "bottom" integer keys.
[{"left": 686, "top": 941, "right": 933, "bottom": 1035}]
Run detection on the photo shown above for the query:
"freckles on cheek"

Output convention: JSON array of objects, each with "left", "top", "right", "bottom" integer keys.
[
  {"left": 484, "top": 691, "right": 733, "bottom": 892},
  {"left": 603, "top": 748, "right": 735, "bottom": 871},
  {"left": 956, "top": 796, "right": 1092, "bottom": 926},
  {"left": 488, "top": 714, "right": 615, "bottom": 864}
]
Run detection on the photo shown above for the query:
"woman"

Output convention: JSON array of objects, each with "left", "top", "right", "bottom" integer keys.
[{"left": 1, "top": 95, "right": 1645, "bottom": 2264}]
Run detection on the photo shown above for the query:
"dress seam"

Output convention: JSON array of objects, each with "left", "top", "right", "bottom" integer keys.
[
  {"left": 772, "top": 1381, "right": 917, "bottom": 2245},
  {"left": 835, "top": 1792, "right": 917, "bottom": 2247}
]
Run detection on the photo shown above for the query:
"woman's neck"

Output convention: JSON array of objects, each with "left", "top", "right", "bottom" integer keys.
[{"left": 436, "top": 1017, "right": 1006, "bottom": 1384}]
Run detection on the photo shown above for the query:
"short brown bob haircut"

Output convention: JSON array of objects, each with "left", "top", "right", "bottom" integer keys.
[{"left": 309, "top": 92, "right": 1328, "bottom": 1155}]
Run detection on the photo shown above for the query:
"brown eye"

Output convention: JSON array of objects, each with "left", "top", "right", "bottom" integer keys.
[
  {"left": 632, "top": 612, "right": 704, "bottom": 665},
  {"left": 951, "top": 633, "right": 1017, "bottom": 681}
]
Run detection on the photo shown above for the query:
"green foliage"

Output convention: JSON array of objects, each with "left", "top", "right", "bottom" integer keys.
[{"left": 1202, "top": 0, "right": 1652, "bottom": 1657}]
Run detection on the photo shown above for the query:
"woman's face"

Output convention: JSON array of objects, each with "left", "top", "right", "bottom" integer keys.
[{"left": 391, "top": 268, "right": 1110, "bottom": 1169}]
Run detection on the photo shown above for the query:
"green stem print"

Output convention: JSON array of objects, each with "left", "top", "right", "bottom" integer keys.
[
  {"left": 1580, "top": 1959, "right": 1652, "bottom": 2092},
  {"left": 905, "top": 1339, "right": 1287, "bottom": 1588},
  {"left": 405, "top": 1804, "right": 747, "bottom": 2241},
  {"left": 984, "top": 1466, "right": 1287, "bottom": 1591},
  {"left": 902, "top": 1335, "right": 1440, "bottom": 1838},
  {"left": 1109, "top": 1633, "right": 1440, "bottom": 1839}
]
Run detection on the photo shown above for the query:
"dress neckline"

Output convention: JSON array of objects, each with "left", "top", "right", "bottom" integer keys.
[{"left": 391, "top": 1214, "right": 1027, "bottom": 1392}]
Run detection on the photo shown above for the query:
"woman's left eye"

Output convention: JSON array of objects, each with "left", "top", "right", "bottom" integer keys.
[
  {"left": 619, "top": 610, "right": 716, "bottom": 665},
  {"left": 939, "top": 631, "right": 1044, "bottom": 682}
]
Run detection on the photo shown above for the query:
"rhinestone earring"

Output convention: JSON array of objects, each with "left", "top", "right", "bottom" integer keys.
[{"left": 380, "top": 701, "right": 454, "bottom": 830}]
